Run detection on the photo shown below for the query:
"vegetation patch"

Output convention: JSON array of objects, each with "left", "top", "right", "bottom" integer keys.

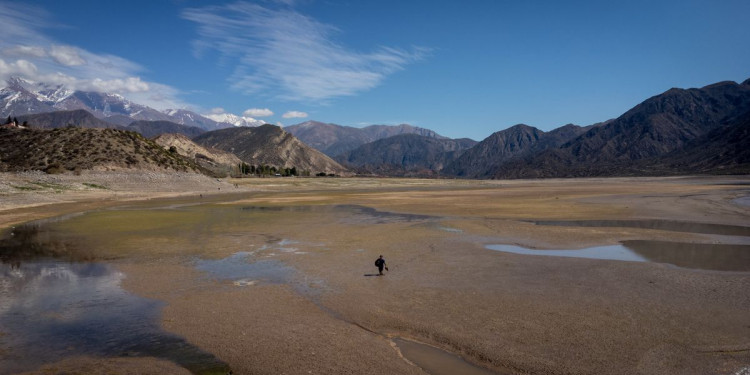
[
  {"left": 83, "top": 182, "right": 108, "bottom": 189},
  {"left": 11, "top": 185, "right": 40, "bottom": 191}
]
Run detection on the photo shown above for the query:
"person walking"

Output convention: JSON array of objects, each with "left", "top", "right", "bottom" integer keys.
[{"left": 375, "top": 255, "right": 388, "bottom": 275}]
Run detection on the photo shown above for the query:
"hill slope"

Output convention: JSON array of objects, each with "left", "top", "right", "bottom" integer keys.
[
  {"left": 337, "top": 134, "right": 477, "bottom": 176},
  {"left": 0, "top": 127, "right": 199, "bottom": 173},
  {"left": 153, "top": 133, "right": 242, "bottom": 176},
  {"left": 192, "top": 125, "right": 348, "bottom": 175}
]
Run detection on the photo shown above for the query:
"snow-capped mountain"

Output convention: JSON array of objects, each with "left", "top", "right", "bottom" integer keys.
[
  {"left": 0, "top": 77, "right": 56, "bottom": 115},
  {"left": 164, "top": 109, "right": 230, "bottom": 130},
  {"left": 0, "top": 77, "right": 240, "bottom": 130},
  {"left": 203, "top": 112, "right": 265, "bottom": 127}
]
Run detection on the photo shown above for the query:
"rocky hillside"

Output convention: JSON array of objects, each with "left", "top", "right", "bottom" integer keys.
[
  {"left": 442, "top": 124, "right": 589, "bottom": 178},
  {"left": 285, "top": 121, "right": 448, "bottom": 157},
  {"left": 0, "top": 127, "right": 199, "bottom": 173},
  {"left": 459, "top": 78, "right": 750, "bottom": 179},
  {"left": 127, "top": 120, "right": 205, "bottom": 138},
  {"left": 153, "top": 133, "right": 242, "bottom": 176},
  {"left": 192, "top": 125, "right": 349, "bottom": 175},
  {"left": 337, "top": 134, "right": 477, "bottom": 176}
]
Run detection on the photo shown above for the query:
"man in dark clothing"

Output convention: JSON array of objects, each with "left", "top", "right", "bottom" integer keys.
[{"left": 375, "top": 255, "right": 388, "bottom": 275}]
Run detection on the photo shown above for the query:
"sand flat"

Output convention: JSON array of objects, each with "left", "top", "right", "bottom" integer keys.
[{"left": 1, "top": 173, "right": 749, "bottom": 374}]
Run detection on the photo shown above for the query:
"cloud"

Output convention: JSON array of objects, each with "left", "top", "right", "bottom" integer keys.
[
  {"left": 210, "top": 107, "right": 226, "bottom": 114},
  {"left": 282, "top": 110, "right": 307, "bottom": 119},
  {"left": 0, "top": 58, "right": 39, "bottom": 77},
  {"left": 182, "top": 2, "right": 428, "bottom": 102},
  {"left": 0, "top": 2, "right": 186, "bottom": 110},
  {"left": 49, "top": 45, "right": 86, "bottom": 66},
  {"left": 3, "top": 45, "right": 47, "bottom": 58},
  {"left": 243, "top": 108, "right": 273, "bottom": 117}
]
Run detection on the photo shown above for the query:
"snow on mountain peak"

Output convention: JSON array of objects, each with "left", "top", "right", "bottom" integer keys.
[{"left": 203, "top": 112, "right": 264, "bottom": 127}]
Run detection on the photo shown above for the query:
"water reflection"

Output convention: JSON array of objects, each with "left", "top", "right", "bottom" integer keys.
[
  {"left": 486, "top": 244, "right": 647, "bottom": 263},
  {"left": 0, "top": 224, "right": 230, "bottom": 375},
  {"left": 487, "top": 241, "right": 750, "bottom": 272},
  {"left": 0, "top": 260, "right": 229, "bottom": 375},
  {"left": 532, "top": 220, "right": 750, "bottom": 237}
]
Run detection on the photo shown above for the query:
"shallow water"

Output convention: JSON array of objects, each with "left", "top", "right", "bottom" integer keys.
[
  {"left": 487, "top": 241, "right": 750, "bottom": 271},
  {"left": 733, "top": 196, "right": 750, "bottom": 207},
  {"left": 194, "top": 251, "right": 293, "bottom": 283},
  {"left": 241, "top": 204, "right": 434, "bottom": 224},
  {"left": 393, "top": 338, "right": 501, "bottom": 375},
  {"left": 0, "top": 259, "right": 229, "bottom": 375},
  {"left": 533, "top": 219, "right": 750, "bottom": 237}
]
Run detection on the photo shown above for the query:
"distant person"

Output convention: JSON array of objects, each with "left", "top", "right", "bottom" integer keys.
[{"left": 375, "top": 255, "right": 388, "bottom": 275}]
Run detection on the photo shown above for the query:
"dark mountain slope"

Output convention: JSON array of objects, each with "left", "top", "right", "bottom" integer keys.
[
  {"left": 336, "top": 134, "right": 477, "bottom": 176},
  {"left": 642, "top": 109, "right": 750, "bottom": 174},
  {"left": 16, "top": 110, "right": 119, "bottom": 129},
  {"left": 192, "top": 125, "right": 348, "bottom": 175},
  {"left": 489, "top": 79, "right": 750, "bottom": 178},
  {"left": 442, "top": 124, "right": 587, "bottom": 178}
]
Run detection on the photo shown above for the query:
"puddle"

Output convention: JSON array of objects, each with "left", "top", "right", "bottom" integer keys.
[
  {"left": 393, "top": 338, "right": 500, "bottom": 375},
  {"left": 532, "top": 220, "right": 750, "bottom": 237},
  {"left": 487, "top": 241, "right": 750, "bottom": 272},
  {"left": 0, "top": 260, "right": 230, "bottom": 375},
  {"left": 241, "top": 204, "right": 434, "bottom": 224},
  {"left": 194, "top": 251, "right": 293, "bottom": 284},
  {"left": 733, "top": 196, "right": 750, "bottom": 207},
  {"left": 486, "top": 244, "right": 647, "bottom": 262}
]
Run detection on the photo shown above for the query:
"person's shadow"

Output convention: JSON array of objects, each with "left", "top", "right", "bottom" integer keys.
[{"left": 364, "top": 273, "right": 382, "bottom": 277}]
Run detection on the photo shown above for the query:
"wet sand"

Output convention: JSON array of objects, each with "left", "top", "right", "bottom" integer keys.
[{"left": 1, "top": 173, "right": 749, "bottom": 374}]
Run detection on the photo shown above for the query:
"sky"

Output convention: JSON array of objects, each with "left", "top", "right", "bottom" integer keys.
[{"left": 1, "top": 0, "right": 749, "bottom": 141}]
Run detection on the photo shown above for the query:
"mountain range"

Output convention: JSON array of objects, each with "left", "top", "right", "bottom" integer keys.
[
  {"left": 285, "top": 121, "right": 448, "bottom": 157},
  {"left": 2, "top": 76, "right": 749, "bottom": 179},
  {"left": 1, "top": 77, "right": 234, "bottom": 131}
]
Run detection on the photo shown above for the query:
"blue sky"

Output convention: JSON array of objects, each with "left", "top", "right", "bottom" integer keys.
[{"left": 1, "top": 0, "right": 749, "bottom": 140}]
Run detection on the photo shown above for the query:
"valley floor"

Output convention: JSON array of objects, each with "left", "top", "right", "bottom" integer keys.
[{"left": 1, "top": 172, "right": 749, "bottom": 374}]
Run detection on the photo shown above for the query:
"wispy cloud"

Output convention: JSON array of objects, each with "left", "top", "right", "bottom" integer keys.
[
  {"left": 244, "top": 108, "right": 273, "bottom": 117},
  {"left": 182, "top": 1, "right": 428, "bottom": 102},
  {"left": 282, "top": 110, "right": 308, "bottom": 119},
  {"left": 0, "top": 1, "right": 185, "bottom": 110}
]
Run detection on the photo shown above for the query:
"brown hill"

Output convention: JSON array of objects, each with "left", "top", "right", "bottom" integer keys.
[
  {"left": 192, "top": 125, "right": 349, "bottom": 175},
  {"left": 0, "top": 127, "right": 199, "bottom": 173},
  {"left": 153, "top": 133, "right": 242, "bottom": 176}
]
